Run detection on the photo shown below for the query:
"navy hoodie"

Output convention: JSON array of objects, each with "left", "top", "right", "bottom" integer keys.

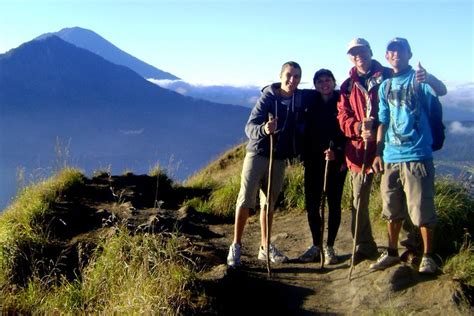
[{"left": 245, "top": 83, "right": 305, "bottom": 159}]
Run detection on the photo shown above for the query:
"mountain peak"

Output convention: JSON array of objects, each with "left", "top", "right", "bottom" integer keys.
[{"left": 36, "top": 26, "right": 180, "bottom": 80}]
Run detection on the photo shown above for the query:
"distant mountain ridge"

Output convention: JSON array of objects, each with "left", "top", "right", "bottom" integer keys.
[
  {"left": 36, "top": 27, "right": 179, "bottom": 80},
  {"left": 0, "top": 35, "right": 249, "bottom": 209}
]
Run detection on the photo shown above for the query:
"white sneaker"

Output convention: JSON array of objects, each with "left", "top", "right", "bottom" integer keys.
[
  {"left": 258, "top": 244, "right": 288, "bottom": 263},
  {"left": 419, "top": 255, "right": 438, "bottom": 274},
  {"left": 227, "top": 243, "right": 241, "bottom": 267},
  {"left": 324, "top": 246, "right": 338, "bottom": 265},
  {"left": 369, "top": 251, "right": 400, "bottom": 271},
  {"left": 298, "top": 245, "right": 321, "bottom": 263}
]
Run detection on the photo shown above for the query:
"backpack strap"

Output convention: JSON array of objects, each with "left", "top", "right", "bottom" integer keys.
[{"left": 384, "top": 78, "right": 392, "bottom": 102}]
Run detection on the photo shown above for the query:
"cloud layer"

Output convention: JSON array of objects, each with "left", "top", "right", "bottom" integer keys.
[
  {"left": 448, "top": 121, "right": 474, "bottom": 135},
  {"left": 148, "top": 79, "right": 260, "bottom": 107},
  {"left": 149, "top": 79, "right": 474, "bottom": 120}
]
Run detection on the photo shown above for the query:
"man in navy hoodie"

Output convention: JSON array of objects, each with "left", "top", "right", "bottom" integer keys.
[{"left": 227, "top": 61, "right": 305, "bottom": 267}]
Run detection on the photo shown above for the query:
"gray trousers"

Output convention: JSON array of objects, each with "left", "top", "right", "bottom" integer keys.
[{"left": 350, "top": 171, "right": 378, "bottom": 255}]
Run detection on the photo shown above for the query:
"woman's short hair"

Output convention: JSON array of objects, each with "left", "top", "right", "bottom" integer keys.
[{"left": 313, "top": 68, "right": 335, "bottom": 83}]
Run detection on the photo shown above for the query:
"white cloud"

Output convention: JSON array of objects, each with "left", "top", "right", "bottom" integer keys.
[
  {"left": 175, "top": 87, "right": 187, "bottom": 95},
  {"left": 448, "top": 121, "right": 474, "bottom": 135},
  {"left": 119, "top": 128, "right": 144, "bottom": 135},
  {"left": 247, "top": 96, "right": 259, "bottom": 105},
  {"left": 440, "top": 81, "right": 474, "bottom": 113},
  {"left": 147, "top": 79, "right": 260, "bottom": 107}
]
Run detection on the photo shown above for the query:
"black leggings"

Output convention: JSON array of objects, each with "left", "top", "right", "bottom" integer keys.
[{"left": 304, "top": 159, "right": 347, "bottom": 247}]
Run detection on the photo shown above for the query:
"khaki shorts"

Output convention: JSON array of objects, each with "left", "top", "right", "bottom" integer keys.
[
  {"left": 236, "top": 152, "right": 286, "bottom": 211},
  {"left": 381, "top": 159, "right": 437, "bottom": 227}
]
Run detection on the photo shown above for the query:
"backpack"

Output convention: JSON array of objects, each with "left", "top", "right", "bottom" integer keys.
[{"left": 384, "top": 78, "right": 445, "bottom": 151}]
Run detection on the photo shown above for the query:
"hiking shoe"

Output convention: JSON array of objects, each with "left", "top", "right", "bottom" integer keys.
[
  {"left": 227, "top": 243, "right": 241, "bottom": 267},
  {"left": 419, "top": 255, "right": 438, "bottom": 274},
  {"left": 324, "top": 246, "right": 338, "bottom": 265},
  {"left": 369, "top": 252, "right": 400, "bottom": 271},
  {"left": 298, "top": 245, "right": 321, "bottom": 263},
  {"left": 258, "top": 244, "right": 288, "bottom": 263}
]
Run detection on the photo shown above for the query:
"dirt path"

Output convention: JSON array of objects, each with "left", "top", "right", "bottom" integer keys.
[{"left": 203, "top": 210, "right": 470, "bottom": 315}]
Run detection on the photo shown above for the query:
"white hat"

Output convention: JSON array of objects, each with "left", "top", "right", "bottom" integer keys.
[{"left": 347, "top": 38, "right": 371, "bottom": 54}]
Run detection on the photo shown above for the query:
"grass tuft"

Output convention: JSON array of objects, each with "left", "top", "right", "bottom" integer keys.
[
  {"left": 0, "top": 168, "right": 85, "bottom": 285},
  {"left": 1, "top": 227, "right": 203, "bottom": 313}
]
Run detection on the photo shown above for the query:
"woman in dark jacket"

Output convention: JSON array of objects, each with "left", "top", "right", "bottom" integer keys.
[{"left": 299, "top": 69, "right": 347, "bottom": 265}]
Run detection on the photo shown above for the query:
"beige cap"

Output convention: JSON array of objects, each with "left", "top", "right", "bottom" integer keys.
[{"left": 347, "top": 38, "right": 370, "bottom": 54}]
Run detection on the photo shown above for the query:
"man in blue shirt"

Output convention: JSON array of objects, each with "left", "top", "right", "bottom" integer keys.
[{"left": 371, "top": 38, "right": 442, "bottom": 274}]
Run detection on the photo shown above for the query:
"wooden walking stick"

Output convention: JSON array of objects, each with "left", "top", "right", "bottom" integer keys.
[
  {"left": 349, "top": 90, "right": 372, "bottom": 281},
  {"left": 265, "top": 113, "right": 275, "bottom": 277},
  {"left": 348, "top": 143, "right": 368, "bottom": 280},
  {"left": 319, "top": 141, "right": 333, "bottom": 269}
]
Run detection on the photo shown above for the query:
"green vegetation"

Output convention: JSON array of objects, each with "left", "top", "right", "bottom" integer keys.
[
  {"left": 434, "top": 178, "right": 474, "bottom": 256},
  {"left": 282, "top": 162, "right": 305, "bottom": 212},
  {"left": 0, "top": 167, "right": 203, "bottom": 314},
  {"left": 1, "top": 227, "right": 203, "bottom": 313},
  {"left": 0, "top": 168, "right": 85, "bottom": 284},
  {"left": 183, "top": 144, "right": 245, "bottom": 218},
  {"left": 444, "top": 242, "right": 474, "bottom": 286}
]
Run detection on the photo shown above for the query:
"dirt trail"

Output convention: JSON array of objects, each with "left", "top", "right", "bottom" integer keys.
[{"left": 203, "top": 210, "right": 471, "bottom": 315}]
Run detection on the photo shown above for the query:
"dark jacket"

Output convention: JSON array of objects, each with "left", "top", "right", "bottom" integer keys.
[
  {"left": 337, "top": 60, "right": 392, "bottom": 172},
  {"left": 302, "top": 90, "right": 346, "bottom": 165},
  {"left": 245, "top": 83, "right": 305, "bottom": 160}
]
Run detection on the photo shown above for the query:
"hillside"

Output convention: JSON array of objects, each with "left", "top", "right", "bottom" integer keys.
[
  {"left": 0, "top": 35, "right": 250, "bottom": 208},
  {"left": 0, "top": 147, "right": 472, "bottom": 313}
]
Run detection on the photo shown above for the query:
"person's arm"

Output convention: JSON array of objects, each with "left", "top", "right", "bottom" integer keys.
[
  {"left": 245, "top": 93, "right": 273, "bottom": 140},
  {"left": 372, "top": 80, "right": 391, "bottom": 173},
  {"left": 337, "top": 81, "right": 362, "bottom": 139},
  {"left": 372, "top": 124, "right": 387, "bottom": 173},
  {"left": 415, "top": 62, "right": 447, "bottom": 96}
]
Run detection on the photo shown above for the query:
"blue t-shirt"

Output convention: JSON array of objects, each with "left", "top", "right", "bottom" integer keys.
[{"left": 378, "top": 68, "right": 435, "bottom": 162}]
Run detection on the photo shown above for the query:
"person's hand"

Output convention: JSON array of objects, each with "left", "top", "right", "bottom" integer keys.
[
  {"left": 324, "top": 149, "right": 335, "bottom": 161},
  {"left": 264, "top": 117, "right": 278, "bottom": 134},
  {"left": 361, "top": 117, "right": 375, "bottom": 142},
  {"left": 361, "top": 117, "right": 374, "bottom": 131},
  {"left": 415, "top": 62, "right": 428, "bottom": 83},
  {"left": 361, "top": 129, "right": 375, "bottom": 142},
  {"left": 372, "top": 156, "right": 384, "bottom": 174}
]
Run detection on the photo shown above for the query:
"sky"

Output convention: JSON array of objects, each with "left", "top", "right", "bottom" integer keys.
[{"left": 0, "top": 0, "right": 473, "bottom": 88}]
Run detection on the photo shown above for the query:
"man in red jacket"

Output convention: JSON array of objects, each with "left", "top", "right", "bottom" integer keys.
[{"left": 337, "top": 38, "right": 389, "bottom": 263}]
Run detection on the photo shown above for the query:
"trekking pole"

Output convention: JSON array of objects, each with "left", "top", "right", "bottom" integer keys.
[
  {"left": 319, "top": 141, "right": 333, "bottom": 269},
  {"left": 349, "top": 94, "right": 372, "bottom": 281},
  {"left": 265, "top": 113, "right": 275, "bottom": 277}
]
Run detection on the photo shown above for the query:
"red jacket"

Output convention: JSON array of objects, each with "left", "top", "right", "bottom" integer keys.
[{"left": 337, "top": 60, "right": 391, "bottom": 173}]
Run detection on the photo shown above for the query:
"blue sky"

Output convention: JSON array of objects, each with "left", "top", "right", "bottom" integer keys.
[{"left": 0, "top": 0, "right": 473, "bottom": 87}]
